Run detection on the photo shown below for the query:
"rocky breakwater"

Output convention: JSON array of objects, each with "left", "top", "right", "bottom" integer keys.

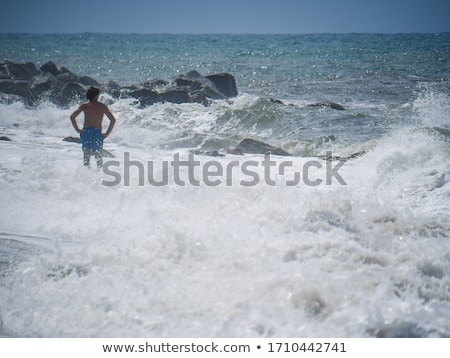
[
  {"left": 0, "top": 61, "right": 238, "bottom": 107},
  {"left": 129, "top": 70, "right": 238, "bottom": 107}
]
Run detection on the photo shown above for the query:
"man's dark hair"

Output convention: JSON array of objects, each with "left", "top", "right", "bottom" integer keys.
[{"left": 86, "top": 86, "right": 100, "bottom": 101}]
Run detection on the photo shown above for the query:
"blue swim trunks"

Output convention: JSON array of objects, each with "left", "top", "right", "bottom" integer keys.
[{"left": 80, "top": 127, "right": 103, "bottom": 152}]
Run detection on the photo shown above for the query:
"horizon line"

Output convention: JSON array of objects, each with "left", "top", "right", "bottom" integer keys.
[{"left": 1, "top": 31, "right": 449, "bottom": 36}]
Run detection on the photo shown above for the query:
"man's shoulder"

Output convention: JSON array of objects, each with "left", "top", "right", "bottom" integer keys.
[{"left": 98, "top": 101, "right": 112, "bottom": 112}]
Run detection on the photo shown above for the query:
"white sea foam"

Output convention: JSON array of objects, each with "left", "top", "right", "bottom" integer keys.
[{"left": 1, "top": 87, "right": 449, "bottom": 338}]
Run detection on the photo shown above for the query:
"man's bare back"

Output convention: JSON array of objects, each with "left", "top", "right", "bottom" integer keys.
[
  {"left": 70, "top": 90, "right": 116, "bottom": 138},
  {"left": 71, "top": 100, "right": 115, "bottom": 134}
]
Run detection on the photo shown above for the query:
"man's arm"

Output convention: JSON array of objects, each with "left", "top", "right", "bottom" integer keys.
[
  {"left": 70, "top": 105, "right": 84, "bottom": 133},
  {"left": 103, "top": 105, "right": 116, "bottom": 138}
]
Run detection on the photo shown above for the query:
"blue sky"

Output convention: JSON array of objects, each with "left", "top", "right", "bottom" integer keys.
[{"left": 1, "top": 0, "right": 449, "bottom": 34}]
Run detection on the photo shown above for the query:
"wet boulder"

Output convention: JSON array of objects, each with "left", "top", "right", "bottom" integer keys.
[
  {"left": 175, "top": 71, "right": 227, "bottom": 100},
  {"left": 63, "top": 136, "right": 81, "bottom": 143},
  {"left": 0, "top": 79, "right": 30, "bottom": 97},
  {"left": 29, "top": 74, "right": 57, "bottom": 93},
  {"left": 40, "top": 61, "right": 71, "bottom": 77},
  {"left": 56, "top": 71, "right": 80, "bottom": 84},
  {"left": 143, "top": 79, "right": 169, "bottom": 89},
  {"left": 103, "top": 80, "right": 122, "bottom": 98},
  {"left": 0, "top": 60, "right": 240, "bottom": 108},
  {"left": 159, "top": 88, "right": 191, "bottom": 104},
  {"left": 0, "top": 61, "right": 40, "bottom": 81},
  {"left": 308, "top": 101, "right": 345, "bottom": 111},
  {"left": 129, "top": 88, "right": 160, "bottom": 107},
  {"left": 232, "top": 138, "right": 293, "bottom": 156},
  {"left": 206, "top": 73, "right": 238, "bottom": 98},
  {"left": 175, "top": 70, "right": 208, "bottom": 88},
  {"left": 53, "top": 82, "right": 86, "bottom": 107}
]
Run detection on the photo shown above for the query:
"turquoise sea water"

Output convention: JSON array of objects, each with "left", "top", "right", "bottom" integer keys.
[
  {"left": 1, "top": 33, "right": 449, "bottom": 150},
  {"left": 2, "top": 33, "right": 448, "bottom": 94}
]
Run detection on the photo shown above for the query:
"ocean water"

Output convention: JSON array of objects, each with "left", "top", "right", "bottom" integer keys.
[{"left": 0, "top": 33, "right": 449, "bottom": 337}]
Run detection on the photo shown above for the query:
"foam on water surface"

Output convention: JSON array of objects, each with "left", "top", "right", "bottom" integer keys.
[{"left": 1, "top": 118, "right": 449, "bottom": 337}]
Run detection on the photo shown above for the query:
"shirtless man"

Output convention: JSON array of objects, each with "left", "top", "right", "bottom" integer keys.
[{"left": 70, "top": 86, "right": 116, "bottom": 168}]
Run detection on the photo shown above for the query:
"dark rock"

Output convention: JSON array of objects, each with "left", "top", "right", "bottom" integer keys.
[
  {"left": 226, "top": 147, "right": 244, "bottom": 155},
  {"left": 53, "top": 83, "right": 85, "bottom": 107},
  {"left": 143, "top": 79, "right": 169, "bottom": 89},
  {"left": 129, "top": 88, "right": 160, "bottom": 107},
  {"left": 234, "top": 138, "right": 293, "bottom": 156},
  {"left": 269, "top": 98, "right": 285, "bottom": 105},
  {"left": 121, "top": 85, "right": 140, "bottom": 92},
  {"left": 159, "top": 88, "right": 191, "bottom": 104},
  {"left": 0, "top": 136, "right": 12, "bottom": 141},
  {"left": 0, "top": 79, "right": 30, "bottom": 97},
  {"left": 175, "top": 71, "right": 206, "bottom": 91},
  {"left": 206, "top": 73, "right": 238, "bottom": 98},
  {"left": 56, "top": 72, "right": 80, "bottom": 84},
  {"left": 431, "top": 126, "right": 450, "bottom": 138},
  {"left": 29, "top": 74, "right": 57, "bottom": 93},
  {"left": 105, "top": 80, "right": 121, "bottom": 91},
  {"left": 179, "top": 70, "right": 204, "bottom": 81},
  {"left": 326, "top": 151, "right": 367, "bottom": 161},
  {"left": 27, "top": 74, "right": 59, "bottom": 104},
  {"left": 40, "top": 61, "right": 70, "bottom": 77},
  {"left": 194, "top": 85, "right": 226, "bottom": 100},
  {"left": 174, "top": 77, "right": 200, "bottom": 89},
  {"left": 191, "top": 150, "right": 226, "bottom": 157},
  {"left": 79, "top": 76, "right": 100, "bottom": 87},
  {"left": 189, "top": 92, "right": 211, "bottom": 106},
  {"left": 103, "top": 80, "right": 121, "bottom": 98},
  {"left": 0, "top": 61, "right": 39, "bottom": 81},
  {"left": 372, "top": 321, "right": 429, "bottom": 338},
  {"left": 0, "top": 64, "right": 9, "bottom": 79},
  {"left": 62, "top": 82, "right": 86, "bottom": 97},
  {"left": 63, "top": 136, "right": 81, "bottom": 143},
  {"left": 308, "top": 101, "right": 345, "bottom": 111},
  {"left": 175, "top": 71, "right": 226, "bottom": 100},
  {"left": 0, "top": 61, "right": 241, "bottom": 108}
]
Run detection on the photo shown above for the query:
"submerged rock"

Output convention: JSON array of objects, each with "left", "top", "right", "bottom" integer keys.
[
  {"left": 370, "top": 321, "right": 435, "bottom": 338},
  {"left": 191, "top": 150, "right": 226, "bottom": 157},
  {"left": 233, "top": 138, "right": 293, "bottom": 156},
  {"left": 63, "top": 136, "right": 81, "bottom": 143},
  {"left": 269, "top": 98, "right": 346, "bottom": 111},
  {"left": 307, "top": 101, "right": 346, "bottom": 111}
]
